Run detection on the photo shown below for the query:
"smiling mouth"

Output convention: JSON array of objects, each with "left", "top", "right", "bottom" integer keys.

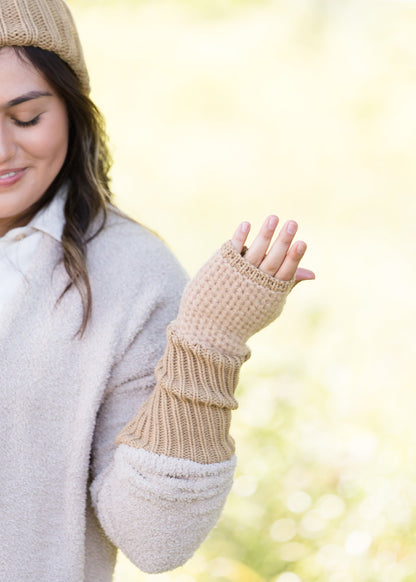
[
  {"left": 0, "top": 168, "right": 27, "bottom": 186},
  {"left": 0, "top": 171, "right": 20, "bottom": 180}
]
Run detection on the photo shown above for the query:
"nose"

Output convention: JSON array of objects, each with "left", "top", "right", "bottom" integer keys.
[{"left": 0, "top": 119, "right": 16, "bottom": 164}]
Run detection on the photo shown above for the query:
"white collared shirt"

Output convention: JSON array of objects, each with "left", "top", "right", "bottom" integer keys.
[{"left": 0, "top": 188, "right": 66, "bottom": 317}]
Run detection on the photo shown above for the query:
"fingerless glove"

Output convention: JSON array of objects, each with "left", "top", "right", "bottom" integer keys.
[
  {"left": 117, "top": 241, "right": 295, "bottom": 463},
  {"left": 174, "top": 240, "right": 295, "bottom": 356}
]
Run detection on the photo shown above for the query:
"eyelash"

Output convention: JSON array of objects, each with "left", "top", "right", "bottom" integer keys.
[{"left": 13, "top": 114, "right": 41, "bottom": 128}]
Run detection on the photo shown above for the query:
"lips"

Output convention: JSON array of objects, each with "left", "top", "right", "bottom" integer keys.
[
  {"left": 0, "top": 167, "right": 26, "bottom": 177},
  {"left": 0, "top": 168, "right": 27, "bottom": 187},
  {"left": 0, "top": 171, "right": 19, "bottom": 179}
]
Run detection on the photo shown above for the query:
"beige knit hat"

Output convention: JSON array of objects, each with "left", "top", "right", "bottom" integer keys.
[{"left": 0, "top": 0, "right": 90, "bottom": 93}]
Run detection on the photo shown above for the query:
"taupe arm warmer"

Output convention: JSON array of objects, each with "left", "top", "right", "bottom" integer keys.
[{"left": 116, "top": 241, "right": 295, "bottom": 464}]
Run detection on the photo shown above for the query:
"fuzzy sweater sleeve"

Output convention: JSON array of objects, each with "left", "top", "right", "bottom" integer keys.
[{"left": 91, "top": 240, "right": 294, "bottom": 574}]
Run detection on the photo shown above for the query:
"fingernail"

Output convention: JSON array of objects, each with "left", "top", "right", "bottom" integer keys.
[
  {"left": 241, "top": 221, "right": 250, "bottom": 234},
  {"left": 287, "top": 221, "right": 298, "bottom": 235},
  {"left": 267, "top": 215, "right": 278, "bottom": 230},
  {"left": 297, "top": 242, "right": 306, "bottom": 255}
]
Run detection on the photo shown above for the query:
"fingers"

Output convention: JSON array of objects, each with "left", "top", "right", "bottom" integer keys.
[
  {"left": 260, "top": 220, "right": 298, "bottom": 276},
  {"left": 243, "top": 215, "right": 279, "bottom": 267},
  {"left": 294, "top": 267, "right": 316, "bottom": 285},
  {"left": 275, "top": 241, "right": 307, "bottom": 281},
  {"left": 231, "top": 215, "right": 314, "bottom": 284},
  {"left": 231, "top": 221, "right": 251, "bottom": 253}
]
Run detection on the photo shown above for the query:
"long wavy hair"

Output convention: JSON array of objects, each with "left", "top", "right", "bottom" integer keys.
[{"left": 10, "top": 46, "right": 113, "bottom": 336}]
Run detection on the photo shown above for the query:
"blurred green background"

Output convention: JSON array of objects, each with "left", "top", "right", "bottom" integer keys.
[{"left": 69, "top": 0, "right": 415, "bottom": 580}]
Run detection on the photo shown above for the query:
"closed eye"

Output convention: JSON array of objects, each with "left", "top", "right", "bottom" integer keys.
[{"left": 13, "top": 114, "right": 42, "bottom": 128}]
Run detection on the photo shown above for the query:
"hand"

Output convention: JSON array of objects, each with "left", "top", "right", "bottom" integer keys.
[{"left": 231, "top": 215, "right": 315, "bottom": 285}]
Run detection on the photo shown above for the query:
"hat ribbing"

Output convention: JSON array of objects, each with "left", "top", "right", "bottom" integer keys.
[{"left": 0, "top": 0, "right": 90, "bottom": 93}]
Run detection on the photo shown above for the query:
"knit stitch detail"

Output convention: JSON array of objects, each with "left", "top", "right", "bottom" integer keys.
[
  {"left": 221, "top": 240, "right": 295, "bottom": 292},
  {"left": 117, "top": 242, "right": 296, "bottom": 464},
  {"left": 116, "top": 328, "right": 247, "bottom": 464},
  {"left": 0, "top": 0, "right": 90, "bottom": 93},
  {"left": 174, "top": 240, "right": 296, "bottom": 356}
]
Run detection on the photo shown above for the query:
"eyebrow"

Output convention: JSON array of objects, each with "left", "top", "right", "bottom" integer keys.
[{"left": 4, "top": 90, "right": 53, "bottom": 109}]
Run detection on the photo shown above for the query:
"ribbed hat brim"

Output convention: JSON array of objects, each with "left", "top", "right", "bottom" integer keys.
[{"left": 0, "top": 0, "right": 90, "bottom": 93}]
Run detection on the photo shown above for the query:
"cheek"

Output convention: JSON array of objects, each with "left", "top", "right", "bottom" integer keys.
[{"left": 25, "top": 116, "right": 69, "bottom": 169}]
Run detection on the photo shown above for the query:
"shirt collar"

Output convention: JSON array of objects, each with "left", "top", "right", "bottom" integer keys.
[
  {"left": 27, "top": 183, "right": 67, "bottom": 242},
  {"left": 0, "top": 184, "right": 67, "bottom": 244}
]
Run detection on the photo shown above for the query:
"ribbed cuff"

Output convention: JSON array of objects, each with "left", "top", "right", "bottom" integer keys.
[
  {"left": 116, "top": 328, "right": 249, "bottom": 464},
  {"left": 221, "top": 240, "right": 295, "bottom": 293}
]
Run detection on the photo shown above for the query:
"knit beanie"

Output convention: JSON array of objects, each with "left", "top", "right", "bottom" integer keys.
[{"left": 0, "top": 0, "right": 90, "bottom": 93}]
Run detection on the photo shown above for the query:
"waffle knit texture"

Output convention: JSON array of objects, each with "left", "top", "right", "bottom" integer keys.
[
  {"left": 0, "top": 209, "right": 239, "bottom": 580},
  {"left": 117, "top": 241, "right": 295, "bottom": 464},
  {"left": 0, "top": 0, "right": 90, "bottom": 93},
  {"left": 1, "top": 207, "right": 295, "bottom": 579},
  {"left": 174, "top": 240, "right": 295, "bottom": 356}
]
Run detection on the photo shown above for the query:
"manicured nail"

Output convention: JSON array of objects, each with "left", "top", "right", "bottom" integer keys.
[
  {"left": 241, "top": 221, "right": 250, "bottom": 234},
  {"left": 287, "top": 221, "right": 298, "bottom": 235},
  {"left": 267, "top": 215, "right": 278, "bottom": 230}
]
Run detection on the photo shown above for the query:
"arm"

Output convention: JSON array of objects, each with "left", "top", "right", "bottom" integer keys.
[
  {"left": 91, "top": 215, "right": 314, "bottom": 573},
  {"left": 89, "top": 294, "right": 237, "bottom": 574}
]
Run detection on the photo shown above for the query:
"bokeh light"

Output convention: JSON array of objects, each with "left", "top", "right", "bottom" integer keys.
[{"left": 67, "top": 0, "right": 416, "bottom": 580}]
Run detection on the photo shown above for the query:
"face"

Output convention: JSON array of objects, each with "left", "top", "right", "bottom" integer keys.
[{"left": 0, "top": 48, "right": 69, "bottom": 236}]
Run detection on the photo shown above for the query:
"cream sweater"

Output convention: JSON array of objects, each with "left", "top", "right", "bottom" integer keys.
[{"left": 0, "top": 209, "right": 294, "bottom": 581}]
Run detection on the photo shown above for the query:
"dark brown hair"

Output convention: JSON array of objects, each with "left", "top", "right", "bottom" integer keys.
[{"left": 12, "top": 46, "right": 113, "bottom": 336}]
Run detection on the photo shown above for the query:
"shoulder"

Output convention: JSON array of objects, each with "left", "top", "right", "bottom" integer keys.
[{"left": 86, "top": 207, "right": 189, "bottom": 303}]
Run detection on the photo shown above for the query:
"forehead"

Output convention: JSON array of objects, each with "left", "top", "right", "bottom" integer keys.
[{"left": 0, "top": 47, "right": 53, "bottom": 102}]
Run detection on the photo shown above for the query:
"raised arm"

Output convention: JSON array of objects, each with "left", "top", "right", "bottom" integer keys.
[{"left": 91, "top": 216, "right": 314, "bottom": 573}]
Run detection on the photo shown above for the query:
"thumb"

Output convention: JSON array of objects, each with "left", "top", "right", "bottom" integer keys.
[{"left": 294, "top": 268, "right": 316, "bottom": 286}]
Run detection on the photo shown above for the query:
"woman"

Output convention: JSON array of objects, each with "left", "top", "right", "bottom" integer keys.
[{"left": 0, "top": 0, "right": 314, "bottom": 580}]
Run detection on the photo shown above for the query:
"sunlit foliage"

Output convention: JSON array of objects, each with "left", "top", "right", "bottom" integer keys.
[{"left": 68, "top": 0, "right": 416, "bottom": 580}]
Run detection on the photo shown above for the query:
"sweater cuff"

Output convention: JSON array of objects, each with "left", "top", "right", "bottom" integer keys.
[{"left": 116, "top": 327, "right": 249, "bottom": 464}]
